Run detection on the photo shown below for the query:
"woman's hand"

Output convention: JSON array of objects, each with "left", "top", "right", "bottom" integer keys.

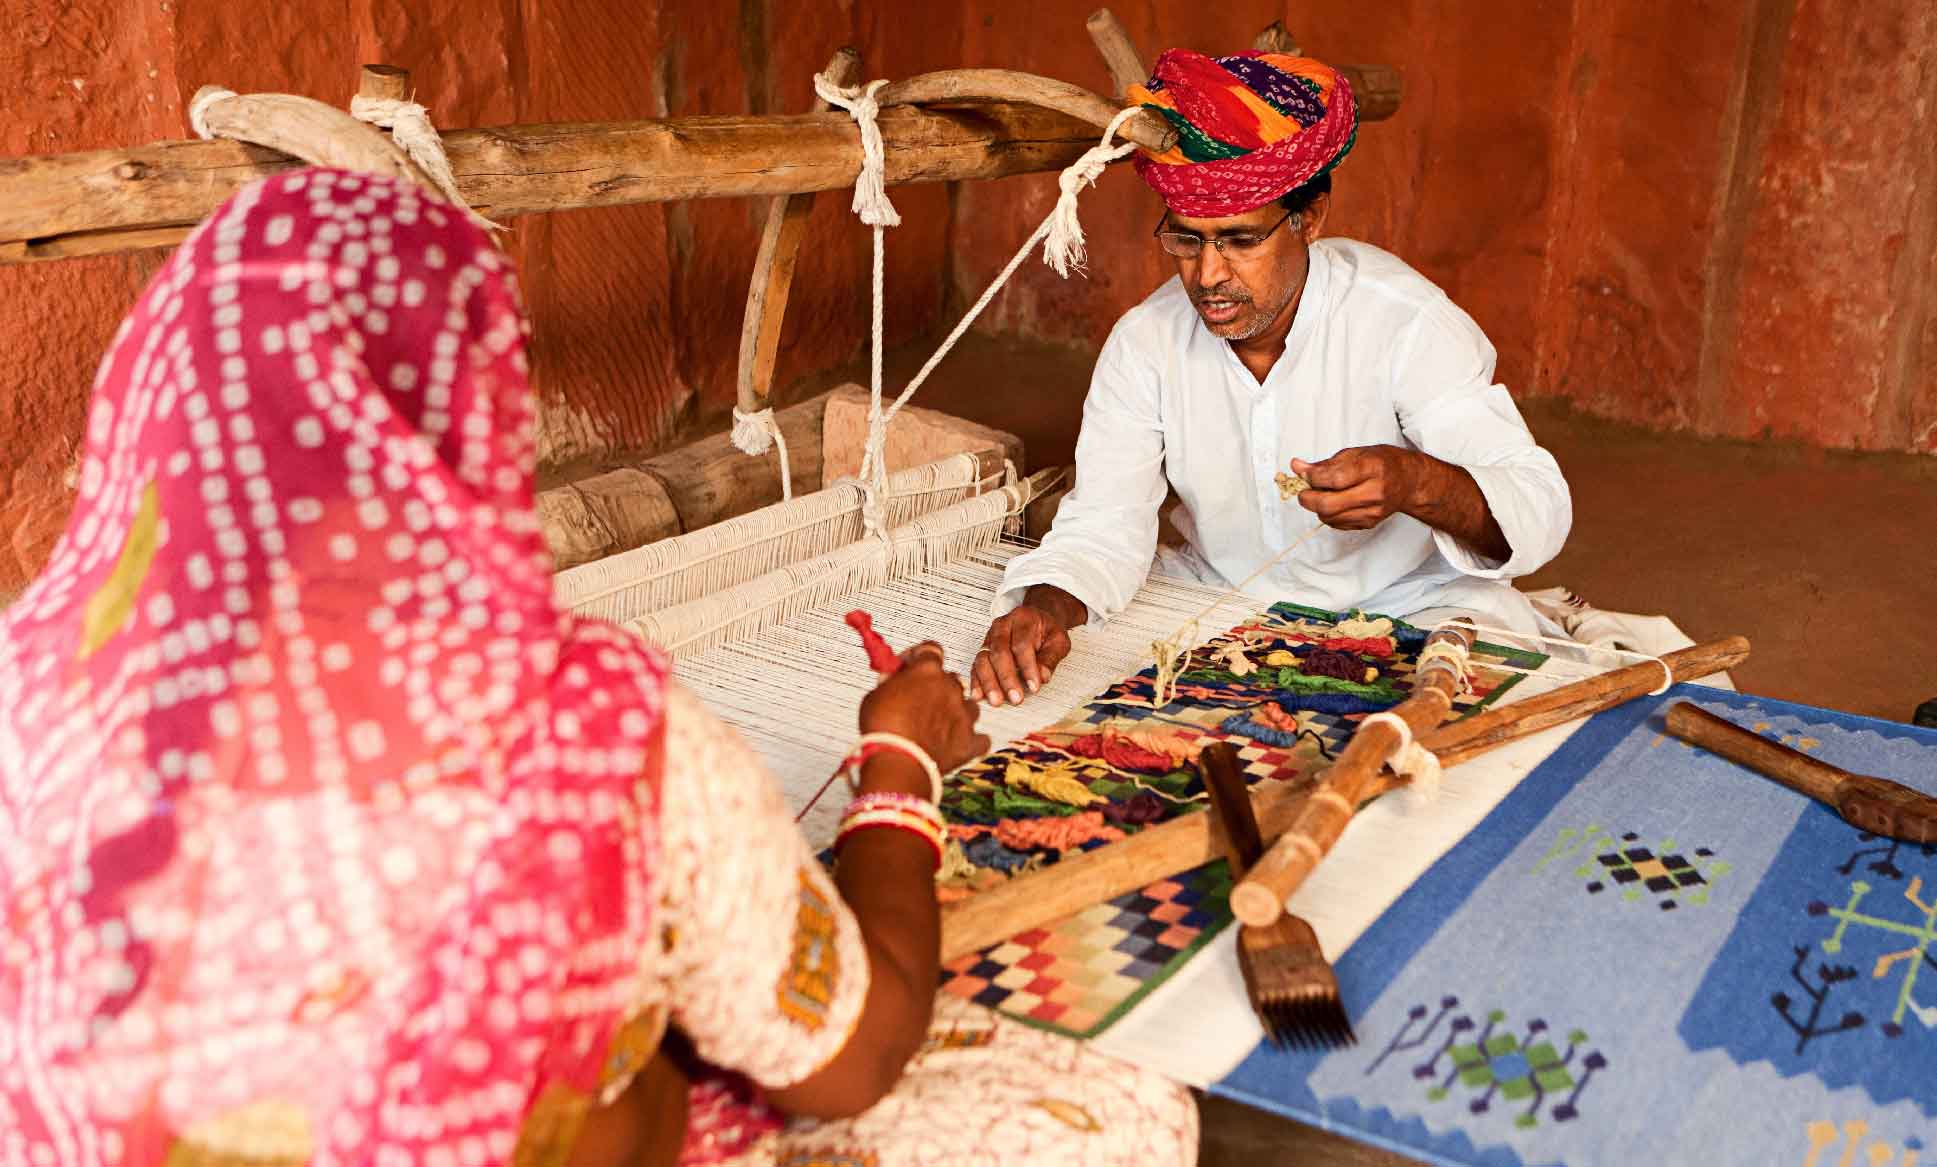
[{"left": 857, "top": 642, "right": 990, "bottom": 776}]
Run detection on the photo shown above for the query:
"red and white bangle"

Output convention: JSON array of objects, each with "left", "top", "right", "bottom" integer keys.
[
  {"left": 835, "top": 794, "right": 946, "bottom": 868},
  {"left": 840, "top": 731, "right": 944, "bottom": 805}
]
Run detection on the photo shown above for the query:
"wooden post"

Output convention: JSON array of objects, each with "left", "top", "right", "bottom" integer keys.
[
  {"left": 358, "top": 64, "right": 410, "bottom": 102},
  {"left": 1254, "top": 21, "right": 1300, "bottom": 55},
  {"left": 736, "top": 48, "right": 862, "bottom": 428},
  {"left": 1086, "top": 8, "right": 1149, "bottom": 98}
]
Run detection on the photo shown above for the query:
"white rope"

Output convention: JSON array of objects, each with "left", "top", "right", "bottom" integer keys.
[
  {"left": 1359, "top": 710, "right": 1442, "bottom": 809},
  {"left": 730, "top": 407, "right": 795, "bottom": 501},
  {"left": 812, "top": 75, "right": 900, "bottom": 229},
  {"left": 187, "top": 87, "right": 238, "bottom": 139},
  {"left": 812, "top": 72, "right": 1138, "bottom": 536},
  {"left": 1042, "top": 107, "right": 1140, "bottom": 277},
  {"left": 349, "top": 94, "right": 504, "bottom": 232},
  {"left": 1431, "top": 619, "right": 1675, "bottom": 696},
  {"left": 1414, "top": 636, "right": 1473, "bottom": 696}
]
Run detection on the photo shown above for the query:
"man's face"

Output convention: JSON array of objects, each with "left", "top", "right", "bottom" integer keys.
[{"left": 1163, "top": 196, "right": 1327, "bottom": 342}]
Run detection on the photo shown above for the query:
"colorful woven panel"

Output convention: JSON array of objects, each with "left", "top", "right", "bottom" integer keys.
[
  {"left": 934, "top": 603, "right": 1546, "bottom": 1040},
  {"left": 1210, "top": 688, "right": 1937, "bottom": 1164}
]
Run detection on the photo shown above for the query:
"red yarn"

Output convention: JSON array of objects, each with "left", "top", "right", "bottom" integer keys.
[
  {"left": 1321, "top": 635, "right": 1395, "bottom": 658},
  {"left": 1066, "top": 732, "right": 1177, "bottom": 774}
]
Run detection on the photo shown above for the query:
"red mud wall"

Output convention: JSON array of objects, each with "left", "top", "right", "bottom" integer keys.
[
  {"left": 0, "top": 0, "right": 960, "bottom": 594},
  {"left": 4, "top": 2, "right": 1935, "bottom": 595},
  {"left": 954, "top": 0, "right": 1937, "bottom": 455}
]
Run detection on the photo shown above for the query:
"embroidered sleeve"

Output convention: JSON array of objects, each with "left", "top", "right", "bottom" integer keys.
[{"left": 654, "top": 683, "right": 869, "bottom": 1089}]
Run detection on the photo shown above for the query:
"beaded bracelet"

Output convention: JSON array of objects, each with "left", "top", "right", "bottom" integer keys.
[
  {"left": 843, "top": 790, "right": 946, "bottom": 831},
  {"left": 835, "top": 806, "right": 945, "bottom": 868},
  {"left": 840, "top": 731, "right": 944, "bottom": 805}
]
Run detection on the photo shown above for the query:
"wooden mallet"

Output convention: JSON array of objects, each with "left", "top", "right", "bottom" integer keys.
[{"left": 1664, "top": 702, "right": 1937, "bottom": 843}]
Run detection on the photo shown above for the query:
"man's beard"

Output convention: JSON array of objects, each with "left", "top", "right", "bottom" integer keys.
[{"left": 1192, "top": 283, "right": 1290, "bottom": 341}]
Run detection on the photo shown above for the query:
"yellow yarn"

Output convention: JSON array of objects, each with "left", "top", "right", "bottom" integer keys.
[{"left": 1003, "top": 759, "right": 1105, "bottom": 808}]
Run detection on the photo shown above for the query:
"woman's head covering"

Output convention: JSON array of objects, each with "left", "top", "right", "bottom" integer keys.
[
  {"left": 0, "top": 170, "right": 670, "bottom": 1164},
  {"left": 1129, "top": 49, "right": 1358, "bottom": 218}
]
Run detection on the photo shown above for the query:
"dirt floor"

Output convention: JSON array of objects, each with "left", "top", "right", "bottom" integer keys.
[
  {"left": 801, "top": 329, "right": 1937, "bottom": 724},
  {"left": 798, "top": 329, "right": 1937, "bottom": 1163}
]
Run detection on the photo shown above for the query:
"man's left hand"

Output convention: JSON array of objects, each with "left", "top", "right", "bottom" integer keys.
[{"left": 1289, "top": 446, "right": 1420, "bottom": 530}]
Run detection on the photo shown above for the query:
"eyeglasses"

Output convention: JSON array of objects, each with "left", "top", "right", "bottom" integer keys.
[{"left": 1153, "top": 210, "right": 1298, "bottom": 260}]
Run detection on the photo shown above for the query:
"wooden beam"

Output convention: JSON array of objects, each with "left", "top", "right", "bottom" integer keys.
[{"left": 0, "top": 102, "right": 1122, "bottom": 265}]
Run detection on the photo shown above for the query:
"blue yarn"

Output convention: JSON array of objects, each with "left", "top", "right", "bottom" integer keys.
[
  {"left": 1268, "top": 690, "right": 1401, "bottom": 716},
  {"left": 963, "top": 835, "right": 1038, "bottom": 872}
]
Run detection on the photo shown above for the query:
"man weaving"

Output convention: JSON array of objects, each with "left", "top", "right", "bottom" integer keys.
[{"left": 972, "top": 49, "right": 1572, "bottom": 708}]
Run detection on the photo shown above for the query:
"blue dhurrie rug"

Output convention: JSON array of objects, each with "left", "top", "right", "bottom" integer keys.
[{"left": 1208, "top": 685, "right": 1937, "bottom": 1166}]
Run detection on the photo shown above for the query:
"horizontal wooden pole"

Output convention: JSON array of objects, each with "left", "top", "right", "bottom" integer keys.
[
  {"left": 1418, "top": 635, "right": 1750, "bottom": 769},
  {"left": 0, "top": 102, "right": 1109, "bottom": 264}
]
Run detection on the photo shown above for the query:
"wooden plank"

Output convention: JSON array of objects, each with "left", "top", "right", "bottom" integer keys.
[{"left": 0, "top": 103, "right": 1123, "bottom": 264}]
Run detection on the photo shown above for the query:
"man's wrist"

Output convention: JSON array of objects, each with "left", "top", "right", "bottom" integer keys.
[{"left": 1023, "top": 585, "right": 1086, "bottom": 631}]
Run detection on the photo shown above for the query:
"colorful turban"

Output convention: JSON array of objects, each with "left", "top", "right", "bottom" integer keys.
[{"left": 1129, "top": 49, "right": 1358, "bottom": 217}]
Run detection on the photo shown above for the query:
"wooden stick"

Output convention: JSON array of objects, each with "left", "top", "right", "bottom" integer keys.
[
  {"left": 938, "top": 632, "right": 1752, "bottom": 959},
  {"left": 1229, "top": 624, "right": 1475, "bottom": 926},
  {"left": 878, "top": 69, "right": 1174, "bottom": 153},
  {"left": 1419, "top": 635, "right": 1750, "bottom": 768},
  {"left": 359, "top": 64, "right": 411, "bottom": 103},
  {"left": 736, "top": 48, "right": 862, "bottom": 424},
  {"left": 1085, "top": 8, "right": 1149, "bottom": 99},
  {"left": 1664, "top": 702, "right": 1937, "bottom": 843},
  {"left": 1254, "top": 21, "right": 1301, "bottom": 55}
]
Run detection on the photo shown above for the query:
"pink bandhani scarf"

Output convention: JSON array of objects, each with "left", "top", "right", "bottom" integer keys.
[{"left": 0, "top": 170, "right": 670, "bottom": 1166}]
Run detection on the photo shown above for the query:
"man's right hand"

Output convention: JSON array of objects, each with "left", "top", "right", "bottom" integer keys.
[{"left": 970, "top": 587, "right": 1084, "bottom": 707}]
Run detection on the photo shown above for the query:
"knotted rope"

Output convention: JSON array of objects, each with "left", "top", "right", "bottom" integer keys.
[
  {"left": 730, "top": 407, "right": 795, "bottom": 501},
  {"left": 349, "top": 94, "right": 503, "bottom": 232}
]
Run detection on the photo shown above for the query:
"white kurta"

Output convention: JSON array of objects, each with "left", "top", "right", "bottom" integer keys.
[{"left": 996, "top": 238, "right": 1572, "bottom": 635}]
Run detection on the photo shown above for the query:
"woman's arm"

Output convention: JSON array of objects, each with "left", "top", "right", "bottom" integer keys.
[{"left": 651, "top": 645, "right": 987, "bottom": 1120}]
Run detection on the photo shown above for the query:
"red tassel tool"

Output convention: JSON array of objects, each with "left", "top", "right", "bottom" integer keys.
[{"left": 845, "top": 609, "right": 901, "bottom": 675}]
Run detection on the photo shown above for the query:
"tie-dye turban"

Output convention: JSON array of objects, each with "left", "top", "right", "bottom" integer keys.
[{"left": 1129, "top": 49, "right": 1358, "bottom": 217}]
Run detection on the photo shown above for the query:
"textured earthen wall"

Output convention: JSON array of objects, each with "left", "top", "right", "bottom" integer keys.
[
  {"left": 0, "top": 0, "right": 958, "bottom": 594},
  {"left": 953, "top": 0, "right": 1937, "bottom": 454}
]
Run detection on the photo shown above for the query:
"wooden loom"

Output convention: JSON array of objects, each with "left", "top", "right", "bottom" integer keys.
[{"left": 5, "top": 0, "right": 1742, "bottom": 1052}]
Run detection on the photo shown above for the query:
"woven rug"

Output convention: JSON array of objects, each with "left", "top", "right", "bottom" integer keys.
[
  {"left": 1210, "top": 687, "right": 1937, "bottom": 1165},
  {"left": 932, "top": 603, "right": 1546, "bottom": 1040}
]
